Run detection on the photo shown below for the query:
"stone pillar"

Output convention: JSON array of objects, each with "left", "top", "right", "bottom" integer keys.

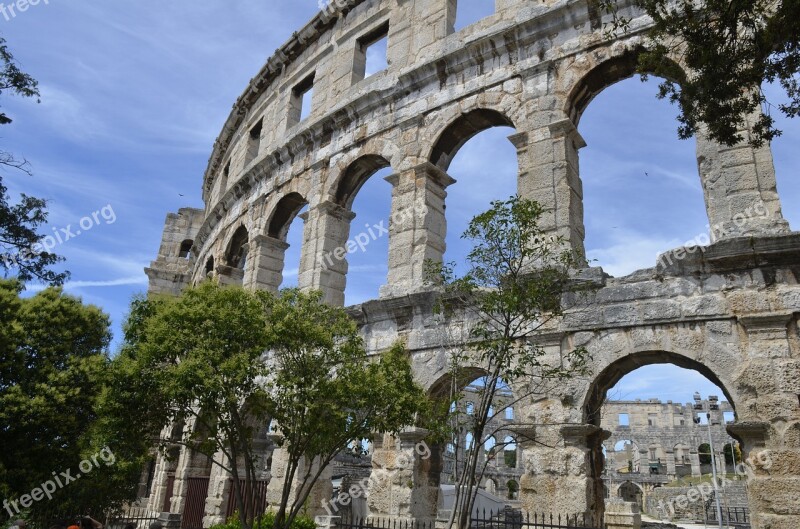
[
  {"left": 689, "top": 450, "right": 701, "bottom": 477},
  {"left": 695, "top": 113, "right": 790, "bottom": 241},
  {"left": 244, "top": 235, "right": 289, "bottom": 291},
  {"left": 604, "top": 500, "right": 641, "bottom": 529},
  {"left": 368, "top": 428, "right": 440, "bottom": 523},
  {"left": 517, "top": 425, "right": 600, "bottom": 518},
  {"left": 665, "top": 450, "right": 676, "bottom": 478},
  {"left": 381, "top": 163, "right": 455, "bottom": 298},
  {"left": 299, "top": 200, "right": 356, "bottom": 306},
  {"left": 148, "top": 451, "right": 175, "bottom": 514},
  {"left": 267, "top": 443, "right": 333, "bottom": 520},
  {"left": 168, "top": 445, "right": 195, "bottom": 514},
  {"left": 511, "top": 118, "right": 587, "bottom": 262},
  {"left": 203, "top": 450, "right": 231, "bottom": 527}
]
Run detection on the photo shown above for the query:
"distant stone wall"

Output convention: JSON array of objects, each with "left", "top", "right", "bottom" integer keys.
[{"left": 644, "top": 481, "right": 748, "bottom": 522}]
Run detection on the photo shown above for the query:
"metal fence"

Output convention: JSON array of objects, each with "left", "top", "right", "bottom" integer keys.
[
  {"left": 704, "top": 505, "right": 751, "bottom": 528},
  {"left": 470, "top": 509, "right": 604, "bottom": 529},
  {"left": 336, "top": 510, "right": 604, "bottom": 529},
  {"left": 23, "top": 507, "right": 160, "bottom": 529}
]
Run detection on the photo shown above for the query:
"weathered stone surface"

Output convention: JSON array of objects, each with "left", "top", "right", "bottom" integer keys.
[{"left": 142, "top": 1, "right": 800, "bottom": 528}]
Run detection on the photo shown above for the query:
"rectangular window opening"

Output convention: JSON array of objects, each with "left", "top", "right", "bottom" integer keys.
[
  {"left": 354, "top": 22, "right": 389, "bottom": 83},
  {"left": 289, "top": 74, "right": 315, "bottom": 126},
  {"left": 246, "top": 119, "right": 263, "bottom": 165},
  {"left": 452, "top": 0, "right": 496, "bottom": 33},
  {"left": 618, "top": 413, "right": 629, "bottom": 427}
]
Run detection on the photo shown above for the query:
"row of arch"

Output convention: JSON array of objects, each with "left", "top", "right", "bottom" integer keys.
[{"left": 185, "top": 45, "right": 786, "bottom": 305}]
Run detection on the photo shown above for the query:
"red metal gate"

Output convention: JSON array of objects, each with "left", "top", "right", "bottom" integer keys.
[
  {"left": 224, "top": 479, "right": 269, "bottom": 520},
  {"left": 182, "top": 477, "right": 211, "bottom": 529}
]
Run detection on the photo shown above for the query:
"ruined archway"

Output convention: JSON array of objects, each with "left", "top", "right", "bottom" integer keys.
[{"left": 583, "top": 352, "right": 744, "bottom": 523}]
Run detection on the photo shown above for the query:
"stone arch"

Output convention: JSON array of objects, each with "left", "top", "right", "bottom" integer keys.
[
  {"left": 617, "top": 480, "right": 644, "bottom": 505},
  {"left": 325, "top": 136, "right": 405, "bottom": 206},
  {"left": 562, "top": 46, "right": 687, "bottom": 128},
  {"left": 583, "top": 350, "right": 738, "bottom": 427},
  {"left": 579, "top": 348, "right": 741, "bottom": 523},
  {"left": 178, "top": 239, "right": 194, "bottom": 259},
  {"left": 268, "top": 192, "right": 309, "bottom": 240},
  {"left": 429, "top": 108, "right": 516, "bottom": 172},
  {"left": 224, "top": 225, "right": 250, "bottom": 268},
  {"left": 333, "top": 154, "right": 392, "bottom": 209}
]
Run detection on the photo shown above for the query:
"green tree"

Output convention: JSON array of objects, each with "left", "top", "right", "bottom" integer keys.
[
  {"left": 0, "top": 37, "right": 66, "bottom": 285},
  {"left": 111, "top": 283, "right": 427, "bottom": 529},
  {"left": 425, "top": 196, "right": 592, "bottom": 529},
  {"left": 0, "top": 279, "right": 111, "bottom": 519},
  {"left": 261, "top": 289, "right": 426, "bottom": 529},
  {"left": 108, "top": 282, "right": 273, "bottom": 529},
  {"left": 600, "top": 0, "right": 800, "bottom": 147}
]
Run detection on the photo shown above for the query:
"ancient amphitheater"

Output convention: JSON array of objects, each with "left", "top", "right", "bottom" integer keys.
[{"left": 144, "top": 1, "right": 800, "bottom": 528}]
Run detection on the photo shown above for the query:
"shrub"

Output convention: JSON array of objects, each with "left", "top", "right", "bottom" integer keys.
[{"left": 210, "top": 511, "right": 316, "bottom": 529}]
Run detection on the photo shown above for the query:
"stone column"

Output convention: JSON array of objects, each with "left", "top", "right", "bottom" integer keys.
[
  {"left": 665, "top": 451, "right": 676, "bottom": 478},
  {"left": 299, "top": 200, "right": 356, "bottom": 306},
  {"left": 381, "top": 163, "right": 455, "bottom": 298},
  {"left": 695, "top": 113, "right": 790, "bottom": 241},
  {"left": 732, "top": 314, "right": 800, "bottom": 529},
  {"left": 267, "top": 442, "right": 333, "bottom": 520},
  {"left": 203, "top": 450, "right": 231, "bottom": 527},
  {"left": 517, "top": 424, "right": 601, "bottom": 519},
  {"left": 368, "top": 428, "right": 440, "bottom": 523},
  {"left": 244, "top": 235, "right": 289, "bottom": 291},
  {"left": 168, "top": 445, "right": 195, "bottom": 514},
  {"left": 511, "top": 119, "right": 587, "bottom": 262},
  {"left": 689, "top": 450, "right": 701, "bottom": 477},
  {"left": 148, "top": 451, "right": 174, "bottom": 514}
]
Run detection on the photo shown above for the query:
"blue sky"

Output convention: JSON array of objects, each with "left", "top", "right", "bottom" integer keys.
[{"left": 3, "top": 1, "right": 797, "bottom": 404}]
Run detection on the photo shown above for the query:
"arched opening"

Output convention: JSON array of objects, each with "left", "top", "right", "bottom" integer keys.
[
  {"left": 267, "top": 192, "right": 309, "bottom": 290},
  {"left": 584, "top": 353, "right": 750, "bottom": 522},
  {"left": 430, "top": 109, "right": 514, "bottom": 172},
  {"left": 225, "top": 226, "right": 249, "bottom": 270},
  {"left": 219, "top": 226, "right": 249, "bottom": 285},
  {"left": 617, "top": 481, "right": 643, "bottom": 507},
  {"left": 569, "top": 53, "right": 708, "bottom": 277},
  {"left": 325, "top": 154, "right": 393, "bottom": 305},
  {"left": 506, "top": 479, "right": 518, "bottom": 500},
  {"left": 204, "top": 256, "right": 214, "bottom": 277},
  {"left": 178, "top": 239, "right": 193, "bottom": 259},
  {"left": 426, "top": 370, "right": 523, "bottom": 516},
  {"left": 429, "top": 109, "right": 517, "bottom": 270},
  {"left": 610, "top": 440, "right": 641, "bottom": 474},
  {"left": 766, "top": 80, "right": 800, "bottom": 231},
  {"left": 268, "top": 193, "right": 307, "bottom": 240}
]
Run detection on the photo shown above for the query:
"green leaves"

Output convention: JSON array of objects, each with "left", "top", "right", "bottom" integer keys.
[
  {"left": 0, "top": 279, "right": 113, "bottom": 515},
  {"left": 602, "top": 0, "right": 800, "bottom": 147},
  {"left": 112, "top": 282, "right": 427, "bottom": 529}
]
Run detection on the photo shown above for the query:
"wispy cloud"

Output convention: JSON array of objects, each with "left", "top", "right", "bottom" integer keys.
[{"left": 27, "top": 276, "right": 148, "bottom": 293}]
